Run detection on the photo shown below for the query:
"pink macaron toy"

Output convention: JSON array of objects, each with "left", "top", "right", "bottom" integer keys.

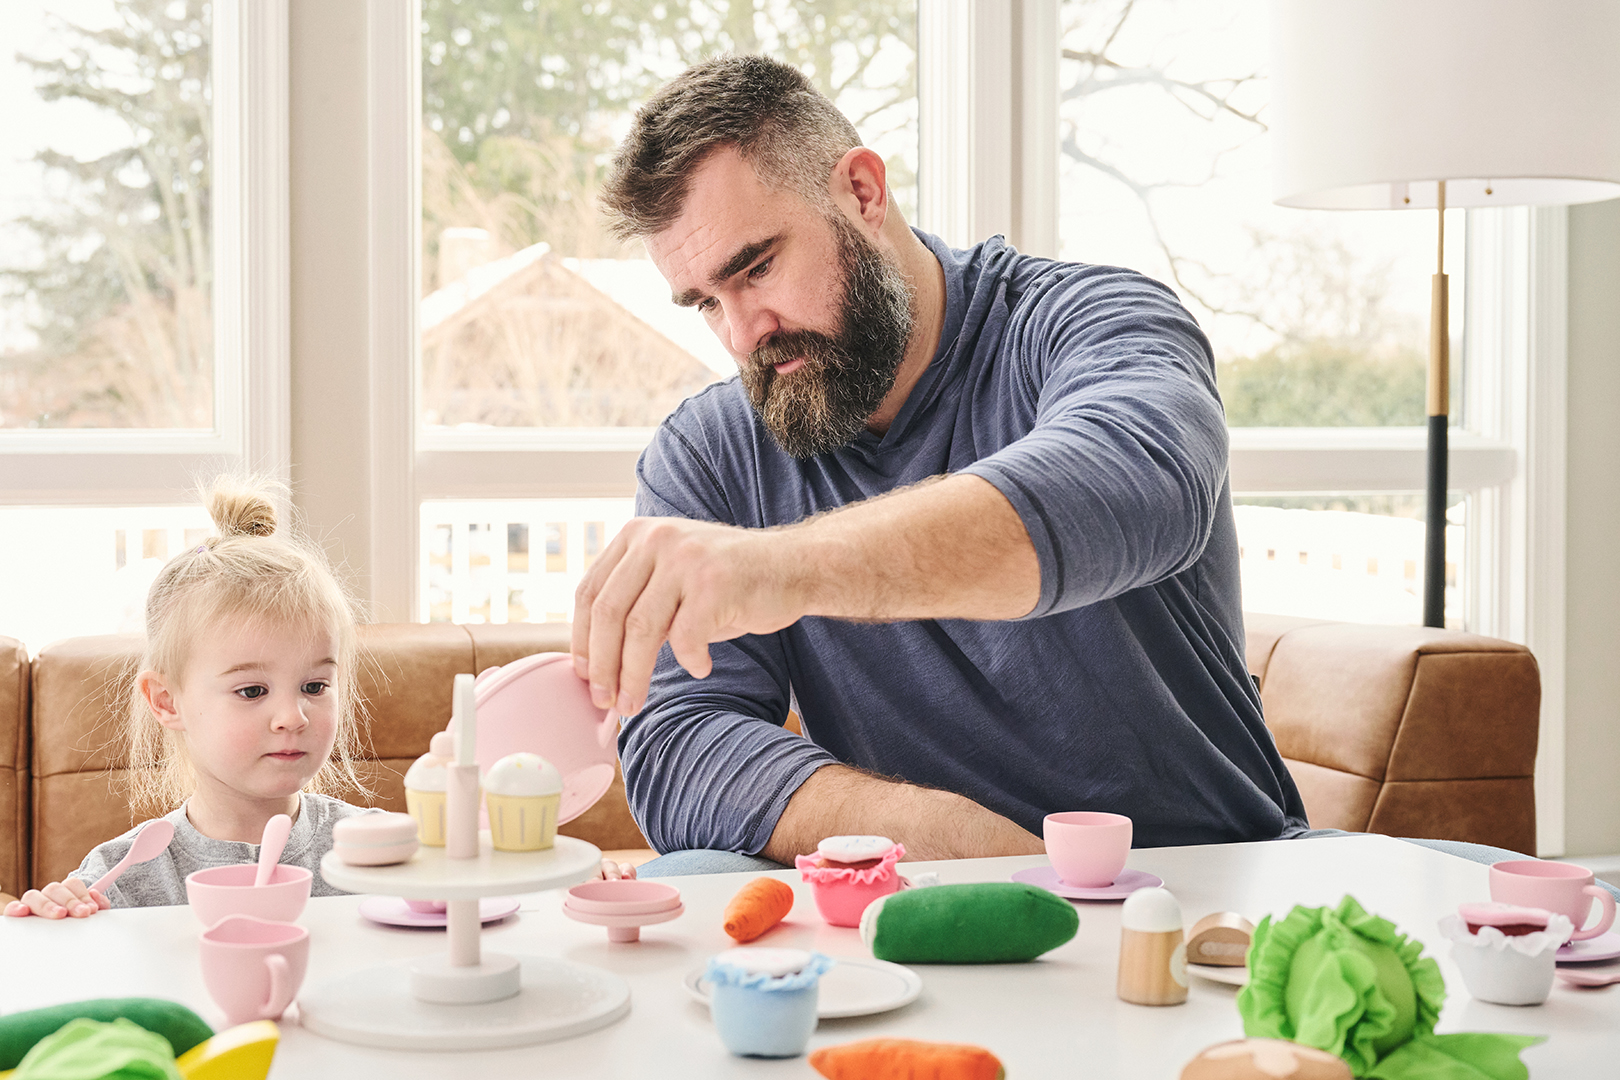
[
  {"left": 332, "top": 812, "right": 420, "bottom": 867},
  {"left": 795, "top": 835, "right": 905, "bottom": 928}
]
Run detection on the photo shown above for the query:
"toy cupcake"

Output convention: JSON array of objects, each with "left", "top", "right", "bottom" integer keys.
[
  {"left": 484, "top": 752, "right": 563, "bottom": 851},
  {"left": 705, "top": 947, "right": 833, "bottom": 1058},
  {"left": 795, "top": 835, "right": 905, "bottom": 927},
  {"left": 1440, "top": 902, "right": 1573, "bottom": 1005},
  {"left": 404, "top": 731, "right": 453, "bottom": 846}
]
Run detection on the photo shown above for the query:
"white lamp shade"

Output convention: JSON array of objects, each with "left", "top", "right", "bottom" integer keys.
[{"left": 1271, "top": 0, "right": 1620, "bottom": 209}]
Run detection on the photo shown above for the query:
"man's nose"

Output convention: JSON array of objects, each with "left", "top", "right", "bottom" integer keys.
[{"left": 720, "top": 298, "right": 777, "bottom": 358}]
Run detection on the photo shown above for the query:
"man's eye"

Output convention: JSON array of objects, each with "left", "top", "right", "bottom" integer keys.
[
  {"left": 697, "top": 297, "right": 718, "bottom": 314},
  {"left": 302, "top": 681, "right": 330, "bottom": 696},
  {"left": 748, "top": 258, "right": 772, "bottom": 280},
  {"left": 236, "top": 686, "right": 268, "bottom": 700}
]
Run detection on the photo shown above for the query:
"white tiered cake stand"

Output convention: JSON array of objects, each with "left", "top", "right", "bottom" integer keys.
[{"left": 301, "top": 833, "right": 628, "bottom": 1050}]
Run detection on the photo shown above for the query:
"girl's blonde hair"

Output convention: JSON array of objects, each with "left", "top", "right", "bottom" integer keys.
[{"left": 126, "top": 476, "right": 369, "bottom": 815}]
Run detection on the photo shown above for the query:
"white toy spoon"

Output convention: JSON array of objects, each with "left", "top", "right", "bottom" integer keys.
[
  {"left": 89, "top": 819, "right": 175, "bottom": 893},
  {"left": 254, "top": 813, "right": 293, "bottom": 887}
]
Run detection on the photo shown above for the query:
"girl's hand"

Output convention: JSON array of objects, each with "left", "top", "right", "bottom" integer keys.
[
  {"left": 595, "top": 858, "right": 638, "bottom": 882},
  {"left": 3, "top": 879, "right": 110, "bottom": 919}
]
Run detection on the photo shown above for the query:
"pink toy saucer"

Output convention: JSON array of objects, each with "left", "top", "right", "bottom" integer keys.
[
  {"left": 1557, "top": 929, "right": 1620, "bottom": 963},
  {"left": 358, "top": 895, "right": 520, "bottom": 928},
  {"left": 562, "top": 881, "right": 684, "bottom": 943},
  {"left": 471, "top": 653, "right": 619, "bottom": 826},
  {"left": 1011, "top": 865, "right": 1163, "bottom": 900}
]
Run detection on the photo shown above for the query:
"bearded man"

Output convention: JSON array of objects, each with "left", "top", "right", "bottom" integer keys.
[{"left": 573, "top": 54, "right": 1309, "bottom": 875}]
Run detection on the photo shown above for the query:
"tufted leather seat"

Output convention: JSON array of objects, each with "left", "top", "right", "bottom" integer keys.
[{"left": 0, "top": 613, "right": 1542, "bottom": 897}]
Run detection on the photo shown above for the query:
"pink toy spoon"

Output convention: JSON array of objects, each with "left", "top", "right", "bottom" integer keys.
[
  {"left": 90, "top": 819, "right": 176, "bottom": 893},
  {"left": 1557, "top": 967, "right": 1620, "bottom": 988},
  {"left": 254, "top": 814, "right": 292, "bottom": 888}
]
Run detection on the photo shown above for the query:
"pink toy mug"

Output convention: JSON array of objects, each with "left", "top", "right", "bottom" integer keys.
[
  {"left": 1044, "top": 811, "right": 1132, "bottom": 888},
  {"left": 198, "top": 914, "right": 309, "bottom": 1026},
  {"left": 1490, "top": 860, "right": 1616, "bottom": 941}
]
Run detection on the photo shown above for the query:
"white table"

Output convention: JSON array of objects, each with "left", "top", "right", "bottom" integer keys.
[{"left": 4, "top": 836, "right": 1617, "bottom": 1076}]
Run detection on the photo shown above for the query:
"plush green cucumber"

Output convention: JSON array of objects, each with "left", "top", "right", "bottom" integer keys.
[
  {"left": 0, "top": 998, "right": 212, "bottom": 1069},
  {"left": 860, "top": 882, "right": 1079, "bottom": 963}
]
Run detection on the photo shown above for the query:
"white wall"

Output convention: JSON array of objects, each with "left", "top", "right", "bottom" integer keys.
[{"left": 1563, "top": 197, "right": 1620, "bottom": 856}]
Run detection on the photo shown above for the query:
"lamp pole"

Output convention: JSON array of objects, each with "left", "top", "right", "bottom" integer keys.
[{"left": 1423, "top": 181, "right": 1448, "bottom": 628}]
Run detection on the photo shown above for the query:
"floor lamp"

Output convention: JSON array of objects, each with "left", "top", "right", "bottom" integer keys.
[{"left": 1268, "top": 0, "right": 1620, "bottom": 627}]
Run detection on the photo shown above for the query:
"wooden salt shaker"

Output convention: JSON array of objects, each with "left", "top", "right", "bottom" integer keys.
[{"left": 1118, "top": 887, "right": 1188, "bottom": 1006}]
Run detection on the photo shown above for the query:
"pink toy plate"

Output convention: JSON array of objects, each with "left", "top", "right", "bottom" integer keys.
[
  {"left": 1557, "top": 929, "right": 1620, "bottom": 963},
  {"left": 358, "top": 895, "right": 520, "bottom": 928},
  {"left": 472, "top": 652, "right": 619, "bottom": 825},
  {"left": 1011, "top": 865, "right": 1163, "bottom": 900}
]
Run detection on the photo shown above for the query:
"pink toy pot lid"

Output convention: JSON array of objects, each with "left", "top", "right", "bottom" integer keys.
[
  {"left": 566, "top": 880, "right": 682, "bottom": 916},
  {"left": 471, "top": 652, "right": 618, "bottom": 824}
]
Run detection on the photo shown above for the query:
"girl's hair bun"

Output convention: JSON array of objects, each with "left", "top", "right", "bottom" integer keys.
[{"left": 206, "top": 478, "right": 281, "bottom": 539}]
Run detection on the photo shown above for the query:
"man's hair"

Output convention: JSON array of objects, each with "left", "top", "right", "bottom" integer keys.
[{"left": 600, "top": 55, "right": 862, "bottom": 240}]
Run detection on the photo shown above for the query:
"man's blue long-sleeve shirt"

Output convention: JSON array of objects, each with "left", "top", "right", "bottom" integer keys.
[{"left": 623, "top": 232, "right": 1308, "bottom": 854}]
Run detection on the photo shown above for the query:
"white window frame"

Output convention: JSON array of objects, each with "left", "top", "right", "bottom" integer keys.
[
  {"left": 0, "top": 0, "right": 290, "bottom": 504},
  {"left": 366, "top": 0, "right": 1567, "bottom": 853}
]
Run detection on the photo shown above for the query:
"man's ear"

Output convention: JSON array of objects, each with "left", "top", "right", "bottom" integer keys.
[
  {"left": 138, "top": 670, "right": 184, "bottom": 732},
  {"left": 831, "top": 146, "right": 889, "bottom": 234}
]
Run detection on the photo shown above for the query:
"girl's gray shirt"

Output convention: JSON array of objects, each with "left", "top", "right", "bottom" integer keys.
[{"left": 70, "top": 793, "right": 378, "bottom": 907}]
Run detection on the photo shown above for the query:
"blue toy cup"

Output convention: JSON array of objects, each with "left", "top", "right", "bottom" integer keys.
[
  {"left": 704, "top": 950, "right": 833, "bottom": 1058},
  {"left": 710, "top": 980, "right": 820, "bottom": 1057}
]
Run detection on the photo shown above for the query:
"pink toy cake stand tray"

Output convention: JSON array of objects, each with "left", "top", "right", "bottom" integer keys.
[{"left": 303, "top": 834, "right": 626, "bottom": 1051}]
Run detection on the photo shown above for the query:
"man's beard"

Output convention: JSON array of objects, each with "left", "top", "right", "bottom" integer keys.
[{"left": 739, "top": 216, "right": 915, "bottom": 459}]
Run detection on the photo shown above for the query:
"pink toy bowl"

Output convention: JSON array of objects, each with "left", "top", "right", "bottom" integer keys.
[
  {"left": 472, "top": 652, "right": 619, "bottom": 826},
  {"left": 1043, "top": 811, "right": 1132, "bottom": 889},
  {"left": 796, "top": 844, "right": 905, "bottom": 928},
  {"left": 198, "top": 914, "right": 309, "bottom": 1026},
  {"left": 186, "top": 864, "right": 312, "bottom": 926},
  {"left": 562, "top": 879, "right": 683, "bottom": 942}
]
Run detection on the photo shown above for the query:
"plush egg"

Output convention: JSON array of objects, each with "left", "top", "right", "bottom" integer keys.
[{"left": 1181, "top": 1039, "right": 1351, "bottom": 1080}]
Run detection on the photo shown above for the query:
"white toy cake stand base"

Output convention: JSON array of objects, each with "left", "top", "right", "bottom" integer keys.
[{"left": 304, "top": 833, "right": 628, "bottom": 1050}]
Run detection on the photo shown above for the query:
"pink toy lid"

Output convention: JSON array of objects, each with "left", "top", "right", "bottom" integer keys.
[
  {"left": 1458, "top": 901, "right": 1552, "bottom": 928},
  {"left": 472, "top": 652, "right": 619, "bottom": 825}
]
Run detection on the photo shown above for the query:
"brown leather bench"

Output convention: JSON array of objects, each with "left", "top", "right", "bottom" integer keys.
[{"left": 0, "top": 614, "right": 1541, "bottom": 898}]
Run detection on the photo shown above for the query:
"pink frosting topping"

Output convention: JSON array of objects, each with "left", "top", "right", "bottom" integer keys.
[{"left": 795, "top": 842, "right": 905, "bottom": 886}]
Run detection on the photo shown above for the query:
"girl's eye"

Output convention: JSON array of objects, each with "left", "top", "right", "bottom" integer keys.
[
  {"left": 302, "top": 681, "right": 330, "bottom": 696},
  {"left": 236, "top": 685, "right": 268, "bottom": 700}
]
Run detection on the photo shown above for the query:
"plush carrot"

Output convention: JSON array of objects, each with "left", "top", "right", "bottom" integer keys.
[
  {"left": 722, "top": 877, "right": 795, "bottom": 942},
  {"left": 809, "top": 1038, "right": 1005, "bottom": 1080}
]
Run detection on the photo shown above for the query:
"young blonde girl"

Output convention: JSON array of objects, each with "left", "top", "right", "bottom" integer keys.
[{"left": 5, "top": 477, "right": 374, "bottom": 918}]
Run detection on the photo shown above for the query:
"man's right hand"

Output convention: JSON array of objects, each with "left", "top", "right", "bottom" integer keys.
[{"left": 571, "top": 515, "right": 807, "bottom": 716}]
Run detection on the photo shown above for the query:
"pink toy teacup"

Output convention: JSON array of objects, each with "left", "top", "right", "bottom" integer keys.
[
  {"left": 186, "top": 864, "right": 312, "bottom": 926},
  {"left": 1044, "top": 811, "right": 1132, "bottom": 888},
  {"left": 1490, "top": 860, "right": 1616, "bottom": 941},
  {"left": 198, "top": 914, "right": 309, "bottom": 1025}
]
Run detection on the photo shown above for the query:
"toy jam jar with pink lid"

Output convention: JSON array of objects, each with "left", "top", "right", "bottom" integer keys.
[{"left": 795, "top": 835, "right": 905, "bottom": 927}]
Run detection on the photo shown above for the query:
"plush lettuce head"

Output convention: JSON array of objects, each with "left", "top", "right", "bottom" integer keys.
[{"left": 1236, "top": 895, "right": 1542, "bottom": 1080}]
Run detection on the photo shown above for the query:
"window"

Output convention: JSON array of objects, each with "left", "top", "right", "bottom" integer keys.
[
  {"left": 1055, "top": 0, "right": 1488, "bottom": 628},
  {"left": 409, "top": 1, "right": 920, "bottom": 625},
  {"left": 0, "top": 0, "right": 288, "bottom": 656}
]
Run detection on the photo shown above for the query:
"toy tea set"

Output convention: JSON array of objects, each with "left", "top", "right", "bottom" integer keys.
[{"left": 6, "top": 652, "right": 1616, "bottom": 1076}]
